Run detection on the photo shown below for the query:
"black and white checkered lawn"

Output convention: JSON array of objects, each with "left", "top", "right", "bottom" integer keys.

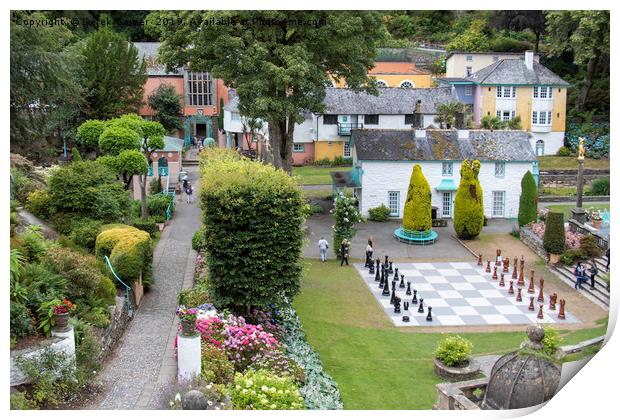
[{"left": 354, "top": 262, "right": 579, "bottom": 327}]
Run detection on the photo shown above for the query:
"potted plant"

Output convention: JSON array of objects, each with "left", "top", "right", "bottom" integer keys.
[
  {"left": 177, "top": 306, "right": 198, "bottom": 336},
  {"left": 591, "top": 210, "right": 602, "bottom": 229},
  {"left": 53, "top": 299, "right": 74, "bottom": 331},
  {"left": 434, "top": 335, "right": 480, "bottom": 381}
]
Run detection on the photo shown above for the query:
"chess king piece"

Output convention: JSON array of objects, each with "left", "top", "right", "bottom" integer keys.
[
  {"left": 492, "top": 266, "right": 498, "bottom": 280},
  {"left": 426, "top": 306, "right": 433, "bottom": 322},
  {"left": 393, "top": 268, "right": 399, "bottom": 282},
  {"left": 503, "top": 258, "right": 509, "bottom": 273},
  {"left": 477, "top": 254, "right": 483, "bottom": 266},
  {"left": 403, "top": 301, "right": 409, "bottom": 311},
  {"left": 394, "top": 296, "right": 401, "bottom": 314},
  {"left": 528, "top": 296, "right": 535, "bottom": 311},
  {"left": 412, "top": 290, "right": 418, "bottom": 304},
  {"left": 486, "top": 261, "right": 491, "bottom": 273},
  {"left": 378, "top": 268, "right": 385, "bottom": 288},
  {"left": 406, "top": 281, "right": 412, "bottom": 295},
  {"left": 417, "top": 298, "right": 424, "bottom": 313},
  {"left": 537, "top": 305, "right": 544, "bottom": 320},
  {"left": 513, "top": 256, "right": 518, "bottom": 269},
  {"left": 512, "top": 261, "right": 518, "bottom": 279},
  {"left": 495, "top": 248, "right": 502, "bottom": 266},
  {"left": 399, "top": 274, "right": 405, "bottom": 289},
  {"left": 508, "top": 281, "right": 514, "bottom": 294},
  {"left": 516, "top": 288, "right": 523, "bottom": 302},
  {"left": 558, "top": 299, "right": 566, "bottom": 319},
  {"left": 499, "top": 273, "right": 505, "bottom": 287},
  {"left": 385, "top": 255, "right": 389, "bottom": 265},
  {"left": 382, "top": 278, "right": 390, "bottom": 296},
  {"left": 549, "top": 293, "right": 557, "bottom": 311},
  {"left": 520, "top": 256, "right": 525, "bottom": 269},
  {"left": 527, "top": 272, "right": 535, "bottom": 294},
  {"left": 537, "top": 278, "right": 545, "bottom": 302},
  {"left": 388, "top": 261, "right": 394, "bottom": 274}
]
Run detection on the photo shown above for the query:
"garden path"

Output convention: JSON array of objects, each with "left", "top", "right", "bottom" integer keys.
[{"left": 87, "top": 165, "right": 201, "bottom": 409}]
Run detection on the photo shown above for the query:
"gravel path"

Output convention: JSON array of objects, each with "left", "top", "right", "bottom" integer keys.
[{"left": 87, "top": 167, "right": 201, "bottom": 409}]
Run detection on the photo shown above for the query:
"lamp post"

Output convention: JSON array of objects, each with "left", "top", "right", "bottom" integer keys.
[{"left": 570, "top": 137, "right": 587, "bottom": 223}]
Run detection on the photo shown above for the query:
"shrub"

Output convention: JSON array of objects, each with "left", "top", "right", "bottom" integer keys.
[
  {"left": 76, "top": 119, "right": 106, "bottom": 152},
  {"left": 149, "top": 176, "right": 163, "bottom": 195},
  {"left": 178, "top": 287, "right": 209, "bottom": 308},
  {"left": 332, "top": 156, "right": 352, "bottom": 166},
  {"left": 332, "top": 192, "right": 363, "bottom": 256},
  {"left": 10, "top": 168, "right": 42, "bottom": 204},
  {"left": 25, "top": 189, "right": 53, "bottom": 219},
  {"left": 590, "top": 177, "right": 610, "bottom": 196},
  {"left": 481, "top": 115, "right": 504, "bottom": 130},
  {"left": 561, "top": 249, "right": 586, "bottom": 265},
  {"left": 510, "top": 226, "right": 521, "bottom": 239},
  {"left": 10, "top": 302, "right": 35, "bottom": 339},
  {"left": 489, "top": 36, "right": 532, "bottom": 52},
  {"left": 368, "top": 204, "right": 392, "bottom": 222},
  {"left": 435, "top": 335, "right": 473, "bottom": 367},
  {"left": 403, "top": 165, "right": 432, "bottom": 231},
  {"left": 131, "top": 217, "right": 159, "bottom": 237},
  {"left": 192, "top": 227, "right": 207, "bottom": 252},
  {"left": 543, "top": 212, "right": 566, "bottom": 255},
  {"left": 313, "top": 157, "right": 332, "bottom": 166},
  {"left": 542, "top": 326, "right": 562, "bottom": 357},
  {"left": 249, "top": 349, "right": 304, "bottom": 382},
  {"left": 454, "top": 160, "right": 484, "bottom": 239},
  {"left": 579, "top": 235, "right": 603, "bottom": 258},
  {"left": 95, "top": 225, "right": 152, "bottom": 287},
  {"left": 20, "top": 226, "right": 51, "bottom": 262},
  {"left": 304, "top": 202, "right": 323, "bottom": 216},
  {"left": 557, "top": 146, "right": 571, "bottom": 157},
  {"left": 71, "top": 147, "right": 82, "bottom": 161},
  {"left": 98, "top": 125, "right": 142, "bottom": 156},
  {"left": 147, "top": 193, "right": 174, "bottom": 222},
  {"left": 518, "top": 171, "right": 538, "bottom": 227},
  {"left": 69, "top": 218, "right": 104, "bottom": 251},
  {"left": 505, "top": 116, "right": 522, "bottom": 130},
  {"left": 222, "top": 319, "right": 280, "bottom": 371},
  {"left": 200, "top": 149, "right": 305, "bottom": 308},
  {"left": 566, "top": 121, "right": 609, "bottom": 158},
  {"left": 229, "top": 370, "right": 305, "bottom": 410},
  {"left": 81, "top": 311, "right": 111, "bottom": 329},
  {"left": 201, "top": 345, "right": 235, "bottom": 384}
]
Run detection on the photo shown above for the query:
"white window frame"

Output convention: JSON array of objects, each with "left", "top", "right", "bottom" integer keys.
[
  {"left": 387, "top": 191, "right": 400, "bottom": 217},
  {"left": 492, "top": 191, "right": 506, "bottom": 217},
  {"left": 442, "top": 192, "right": 452, "bottom": 217},
  {"left": 293, "top": 143, "right": 305, "bottom": 153},
  {"left": 533, "top": 86, "right": 553, "bottom": 99},
  {"left": 343, "top": 142, "right": 351, "bottom": 158},
  {"left": 464, "top": 85, "right": 473, "bottom": 96},
  {"left": 399, "top": 80, "right": 414, "bottom": 88},
  {"left": 231, "top": 112, "right": 241, "bottom": 121},
  {"left": 497, "top": 86, "right": 516, "bottom": 98},
  {"left": 375, "top": 80, "right": 388, "bottom": 88},
  {"left": 494, "top": 162, "right": 505, "bottom": 178},
  {"left": 442, "top": 162, "right": 453, "bottom": 176},
  {"left": 532, "top": 111, "right": 538, "bottom": 125},
  {"left": 539, "top": 112, "right": 547, "bottom": 125},
  {"left": 186, "top": 71, "right": 213, "bottom": 106}
]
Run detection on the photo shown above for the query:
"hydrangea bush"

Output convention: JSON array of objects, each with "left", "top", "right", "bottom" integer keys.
[
  {"left": 331, "top": 192, "right": 363, "bottom": 256},
  {"left": 229, "top": 370, "right": 304, "bottom": 410},
  {"left": 222, "top": 320, "right": 280, "bottom": 370}
]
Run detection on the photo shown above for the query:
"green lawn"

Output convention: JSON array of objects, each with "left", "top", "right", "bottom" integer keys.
[
  {"left": 292, "top": 166, "right": 352, "bottom": 185},
  {"left": 538, "top": 156, "right": 610, "bottom": 170},
  {"left": 293, "top": 259, "right": 608, "bottom": 409},
  {"left": 545, "top": 203, "right": 610, "bottom": 220}
]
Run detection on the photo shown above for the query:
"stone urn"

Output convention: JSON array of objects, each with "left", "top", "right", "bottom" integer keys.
[
  {"left": 54, "top": 312, "right": 70, "bottom": 332},
  {"left": 180, "top": 319, "right": 197, "bottom": 337},
  {"left": 434, "top": 357, "right": 481, "bottom": 382},
  {"left": 592, "top": 219, "right": 602, "bottom": 229}
]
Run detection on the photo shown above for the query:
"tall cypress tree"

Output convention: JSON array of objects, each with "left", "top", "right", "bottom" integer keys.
[{"left": 518, "top": 171, "right": 538, "bottom": 227}]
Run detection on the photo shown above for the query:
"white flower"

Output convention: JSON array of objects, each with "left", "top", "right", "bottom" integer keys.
[
  {"left": 174, "top": 393, "right": 181, "bottom": 402},
  {"left": 261, "top": 385, "right": 269, "bottom": 392},
  {"left": 207, "top": 400, "right": 213, "bottom": 406}
]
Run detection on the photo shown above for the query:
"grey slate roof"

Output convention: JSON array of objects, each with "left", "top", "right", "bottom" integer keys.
[
  {"left": 466, "top": 59, "right": 569, "bottom": 86},
  {"left": 134, "top": 42, "right": 182, "bottom": 76},
  {"left": 352, "top": 129, "right": 536, "bottom": 162},
  {"left": 323, "top": 87, "right": 457, "bottom": 115},
  {"left": 223, "top": 96, "right": 239, "bottom": 112}
]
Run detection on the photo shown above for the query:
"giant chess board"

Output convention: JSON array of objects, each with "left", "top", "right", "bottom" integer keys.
[{"left": 354, "top": 261, "right": 579, "bottom": 327}]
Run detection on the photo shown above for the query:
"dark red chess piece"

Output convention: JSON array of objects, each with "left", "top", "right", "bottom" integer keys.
[
  {"left": 518, "top": 267, "right": 525, "bottom": 286},
  {"left": 558, "top": 299, "right": 566, "bottom": 320},
  {"left": 527, "top": 272, "right": 535, "bottom": 294},
  {"left": 537, "top": 278, "right": 545, "bottom": 302},
  {"left": 513, "top": 256, "right": 518, "bottom": 268},
  {"left": 537, "top": 305, "right": 544, "bottom": 319},
  {"left": 477, "top": 254, "right": 483, "bottom": 266},
  {"left": 486, "top": 261, "right": 491, "bottom": 273},
  {"left": 528, "top": 296, "right": 535, "bottom": 311},
  {"left": 499, "top": 273, "right": 505, "bottom": 287},
  {"left": 520, "top": 256, "right": 524, "bottom": 271},
  {"left": 516, "top": 288, "right": 523, "bottom": 302},
  {"left": 492, "top": 266, "right": 498, "bottom": 280},
  {"left": 549, "top": 293, "right": 557, "bottom": 310},
  {"left": 512, "top": 262, "right": 518, "bottom": 279},
  {"left": 508, "top": 281, "right": 514, "bottom": 294}
]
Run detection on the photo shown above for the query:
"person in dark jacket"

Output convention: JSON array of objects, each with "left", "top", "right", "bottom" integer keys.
[
  {"left": 340, "top": 239, "right": 350, "bottom": 266},
  {"left": 606, "top": 247, "right": 610, "bottom": 270},
  {"left": 588, "top": 260, "right": 599, "bottom": 289}
]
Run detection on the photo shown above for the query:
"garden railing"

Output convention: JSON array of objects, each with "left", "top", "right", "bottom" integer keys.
[
  {"left": 163, "top": 173, "right": 176, "bottom": 221},
  {"left": 103, "top": 255, "right": 133, "bottom": 316}
]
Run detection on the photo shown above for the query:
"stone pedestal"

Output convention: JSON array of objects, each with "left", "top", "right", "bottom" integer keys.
[
  {"left": 51, "top": 325, "right": 76, "bottom": 362},
  {"left": 570, "top": 207, "right": 587, "bottom": 224},
  {"left": 177, "top": 334, "right": 201, "bottom": 383}
]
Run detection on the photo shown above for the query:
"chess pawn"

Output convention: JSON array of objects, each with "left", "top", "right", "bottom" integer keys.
[
  {"left": 499, "top": 273, "right": 505, "bottom": 287},
  {"left": 390, "top": 288, "right": 396, "bottom": 305},
  {"left": 403, "top": 301, "right": 409, "bottom": 311},
  {"left": 512, "top": 262, "right": 518, "bottom": 279},
  {"left": 558, "top": 299, "right": 566, "bottom": 320},
  {"left": 516, "top": 288, "right": 523, "bottom": 302},
  {"left": 508, "top": 281, "right": 514, "bottom": 294},
  {"left": 549, "top": 293, "right": 557, "bottom": 311},
  {"left": 412, "top": 290, "right": 418, "bottom": 304},
  {"left": 394, "top": 297, "right": 401, "bottom": 314},
  {"left": 537, "top": 305, "right": 544, "bottom": 320},
  {"left": 485, "top": 261, "right": 491, "bottom": 273},
  {"left": 492, "top": 266, "right": 498, "bottom": 280},
  {"left": 537, "top": 278, "right": 545, "bottom": 302},
  {"left": 388, "top": 261, "right": 394, "bottom": 274},
  {"left": 417, "top": 298, "right": 424, "bottom": 313},
  {"left": 382, "top": 279, "right": 390, "bottom": 296},
  {"left": 528, "top": 296, "right": 535, "bottom": 311},
  {"left": 406, "top": 281, "right": 412, "bottom": 296},
  {"left": 393, "top": 268, "right": 399, "bottom": 282},
  {"left": 426, "top": 306, "right": 433, "bottom": 322},
  {"left": 527, "top": 273, "right": 535, "bottom": 294},
  {"left": 369, "top": 262, "right": 375, "bottom": 275},
  {"left": 518, "top": 267, "right": 525, "bottom": 286},
  {"left": 399, "top": 275, "right": 405, "bottom": 289},
  {"left": 402, "top": 316, "right": 410, "bottom": 323},
  {"left": 477, "top": 254, "right": 483, "bottom": 266}
]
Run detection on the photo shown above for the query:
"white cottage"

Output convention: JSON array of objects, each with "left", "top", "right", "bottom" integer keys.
[{"left": 350, "top": 129, "right": 538, "bottom": 220}]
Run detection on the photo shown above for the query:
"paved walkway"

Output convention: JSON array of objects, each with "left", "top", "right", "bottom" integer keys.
[{"left": 88, "top": 166, "right": 201, "bottom": 409}]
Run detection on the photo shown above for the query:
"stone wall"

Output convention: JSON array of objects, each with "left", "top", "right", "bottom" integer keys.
[
  {"left": 538, "top": 195, "right": 609, "bottom": 203},
  {"left": 519, "top": 226, "right": 548, "bottom": 261},
  {"left": 539, "top": 169, "right": 609, "bottom": 188},
  {"left": 95, "top": 296, "right": 133, "bottom": 358}
]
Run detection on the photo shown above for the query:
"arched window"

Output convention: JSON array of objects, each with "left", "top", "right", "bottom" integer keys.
[
  {"left": 375, "top": 80, "right": 388, "bottom": 88},
  {"left": 535, "top": 140, "right": 545, "bottom": 156},
  {"left": 400, "top": 80, "right": 415, "bottom": 88},
  {"left": 158, "top": 156, "right": 169, "bottom": 176}
]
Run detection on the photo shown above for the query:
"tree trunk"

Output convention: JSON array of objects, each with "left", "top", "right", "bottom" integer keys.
[
  {"left": 534, "top": 32, "right": 541, "bottom": 53},
  {"left": 575, "top": 52, "right": 600, "bottom": 114},
  {"left": 282, "top": 114, "right": 295, "bottom": 173},
  {"left": 268, "top": 119, "right": 284, "bottom": 169},
  {"left": 139, "top": 174, "right": 149, "bottom": 220}
]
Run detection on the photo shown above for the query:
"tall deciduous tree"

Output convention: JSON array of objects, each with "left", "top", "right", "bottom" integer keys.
[
  {"left": 147, "top": 84, "right": 182, "bottom": 133},
  {"left": 149, "top": 11, "right": 386, "bottom": 171},
  {"left": 545, "top": 11, "right": 609, "bottom": 114},
  {"left": 81, "top": 28, "right": 147, "bottom": 119}
]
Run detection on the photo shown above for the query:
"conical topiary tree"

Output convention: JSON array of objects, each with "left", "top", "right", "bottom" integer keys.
[
  {"left": 453, "top": 159, "right": 484, "bottom": 239},
  {"left": 543, "top": 212, "right": 566, "bottom": 255},
  {"left": 518, "top": 171, "right": 538, "bottom": 227},
  {"left": 403, "top": 164, "right": 432, "bottom": 231}
]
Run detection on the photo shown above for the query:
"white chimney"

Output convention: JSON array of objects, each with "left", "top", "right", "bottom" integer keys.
[
  {"left": 525, "top": 50, "right": 534, "bottom": 70},
  {"left": 457, "top": 130, "right": 469, "bottom": 140}
]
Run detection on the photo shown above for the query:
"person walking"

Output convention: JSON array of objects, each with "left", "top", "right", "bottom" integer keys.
[
  {"left": 606, "top": 247, "right": 610, "bottom": 270},
  {"left": 574, "top": 261, "right": 586, "bottom": 290},
  {"left": 186, "top": 182, "right": 194, "bottom": 204},
  {"left": 588, "top": 260, "right": 599, "bottom": 290},
  {"left": 365, "top": 238, "right": 374, "bottom": 268},
  {"left": 318, "top": 237, "right": 329, "bottom": 262},
  {"left": 340, "top": 239, "right": 350, "bottom": 266}
]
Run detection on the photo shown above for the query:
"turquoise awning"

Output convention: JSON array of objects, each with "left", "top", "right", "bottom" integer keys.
[{"left": 435, "top": 179, "right": 458, "bottom": 191}]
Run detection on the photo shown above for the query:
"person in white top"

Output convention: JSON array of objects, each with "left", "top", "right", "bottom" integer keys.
[{"left": 318, "top": 237, "right": 329, "bottom": 262}]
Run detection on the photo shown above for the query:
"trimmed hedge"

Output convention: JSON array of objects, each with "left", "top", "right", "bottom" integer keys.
[
  {"left": 199, "top": 148, "right": 305, "bottom": 309},
  {"left": 518, "top": 171, "right": 538, "bottom": 227},
  {"left": 69, "top": 218, "right": 104, "bottom": 251},
  {"left": 590, "top": 177, "right": 610, "bottom": 196},
  {"left": 403, "top": 164, "right": 431, "bottom": 231},
  {"left": 147, "top": 193, "right": 174, "bottom": 223},
  {"left": 131, "top": 217, "right": 160, "bottom": 237},
  {"left": 95, "top": 225, "right": 152, "bottom": 288},
  {"left": 454, "top": 160, "right": 484, "bottom": 239},
  {"left": 543, "top": 212, "right": 566, "bottom": 255}
]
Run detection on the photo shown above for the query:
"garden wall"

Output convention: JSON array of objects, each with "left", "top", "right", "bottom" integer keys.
[
  {"left": 519, "top": 227, "right": 548, "bottom": 261},
  {"left": 95, "top": 295, "right": 133, "bottom": 358},
  {"left": 539, "top": 169, "right": 609, "bottom": 189}
]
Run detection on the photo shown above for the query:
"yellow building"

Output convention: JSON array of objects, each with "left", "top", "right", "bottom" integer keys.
[
  {"left": 332, "top": 61, "right": 433, "bottom": 88},
  {"left": 469, "top": 51, "right": 570, "bottom": 156}
]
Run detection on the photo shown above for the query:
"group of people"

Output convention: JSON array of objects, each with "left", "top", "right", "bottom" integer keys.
[
  {"left": 574, "top": 260, "right": 599, "bottom": 290},
  {"left": 317, "top": 236, "right": 375, "bottom": 267}
]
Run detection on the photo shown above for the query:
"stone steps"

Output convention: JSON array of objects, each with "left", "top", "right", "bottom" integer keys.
[{"left": 549, "top": 264, "right": 610, "bottom": 308}]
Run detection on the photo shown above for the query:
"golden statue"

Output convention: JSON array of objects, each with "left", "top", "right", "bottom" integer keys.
[{"left": 577, "top": 137, "right": 586, "bottom": 160}]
